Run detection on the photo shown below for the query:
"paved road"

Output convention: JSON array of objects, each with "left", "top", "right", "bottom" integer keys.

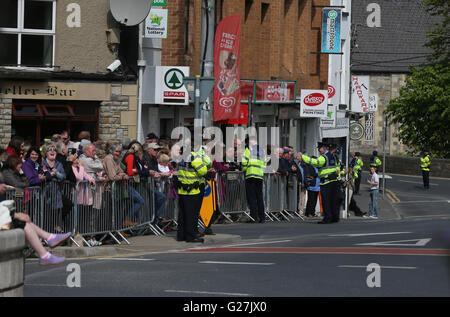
[
  {"left": 364, "top": 172, "right": 450, "bottom": 219},
  {"left": 23, "top": 172, "right": 450, "bottom": 301},
  {"left": 24, "top": 217, "right": 450, "bottom": 298}
]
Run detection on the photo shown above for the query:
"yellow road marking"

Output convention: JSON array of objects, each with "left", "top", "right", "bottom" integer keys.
[{"left": 386, "top": 189, "right": 400, "bottom": 203}]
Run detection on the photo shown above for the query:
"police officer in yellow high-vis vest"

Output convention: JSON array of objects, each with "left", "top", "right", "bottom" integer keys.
[
  {"left": 301, "top": 142, "right": 341, "bottom": 224},
  {"left": 176, "top": 144, "right": 209, "bottom": 243},
  {"left": 241, "top": 136, "right": 266, "bottom": 223},
  {"left": 420, "top": 148, "right": 431, "bottom": 189}
]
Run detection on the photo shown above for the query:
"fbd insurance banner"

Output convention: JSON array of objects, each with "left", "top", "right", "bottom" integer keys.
[
  {"left": 213, "top": 15, "right": 242, "bottom": 122},
  {"left": 321, "top": 8, "right": 341, "bottom": 53}
]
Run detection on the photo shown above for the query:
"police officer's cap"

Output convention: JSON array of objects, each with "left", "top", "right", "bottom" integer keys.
[
  {"left": 423, "top": 148, "right": 430, "bottom": 153},
  {"left": 373, "top": 150, "right": 378, "bottom": 156},
  {"left": 317, "top": 142, "right": 327, "bottom": 148},
  {"left": 329, "top": 143, "right": 337, "bottom": 150}
]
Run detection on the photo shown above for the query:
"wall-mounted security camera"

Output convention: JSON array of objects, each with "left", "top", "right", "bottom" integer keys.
[{"left": 107, "top": 59, "right": 121, "bottom": 72}]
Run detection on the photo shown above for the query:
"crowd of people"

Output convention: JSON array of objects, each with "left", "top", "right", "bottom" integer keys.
[{"left": 0, "top": 130, "right": 384, "bottom": 264}]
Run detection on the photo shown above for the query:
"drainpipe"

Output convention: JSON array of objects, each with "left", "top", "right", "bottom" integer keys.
[{"left": 137, "top": 22, "right": 145, "bottom": 143}]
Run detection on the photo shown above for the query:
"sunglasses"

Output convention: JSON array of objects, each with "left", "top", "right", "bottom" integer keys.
[{"left": 47, "top": 148, "right": 56, "bottom": 152}]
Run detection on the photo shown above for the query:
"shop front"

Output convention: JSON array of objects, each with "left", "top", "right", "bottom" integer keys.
[{"left": 0, "top": 80, "right": 138, "bottom": 147}]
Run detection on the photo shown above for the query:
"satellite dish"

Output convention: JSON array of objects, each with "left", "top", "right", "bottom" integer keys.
[{"left": 110, "top": 0, "right": 152, "bottom": 26}]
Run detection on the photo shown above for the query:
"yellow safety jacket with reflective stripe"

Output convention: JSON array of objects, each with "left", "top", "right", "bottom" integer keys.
[
  {"left": 354, "top": 158, "right": 363, "bottom": 173},
  {"left": 177, "top": 151, "right": 208, "bottom": 195},
  {"left": 370, "top": 156, "right": 382, "bottom": 168},
  {"left": 241, "top": 147, "right": 266, "bottom": 180},
  {"left": 302, "top": 151, "right": 340, "bottom": 185},
  {"left": 420, "top": 154, "right": 431, "bottom": 171}
]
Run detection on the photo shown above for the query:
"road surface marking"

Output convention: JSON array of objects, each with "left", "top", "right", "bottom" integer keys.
[
  {"left": 338, "top": 265, "right": 417, "bottom": 270},
  {"left": 179, "top": 247, "right": 450, "bottom": 256},
  {"left": 356, "top": 238, "right": 432, "bottom": 247},
  {"left": 199, "top": 261, "right": 274, "bottom": 266},
  {"left": 385, "top": 189, "right": 400, "bottom": 202},
  {"left": 225, "top": 240, "right": 292, "bottom": 247},
  {"left": 96, "top": 258, "right": 155, "bottom": 261},
  {"left": 329, "top": 232, "right": 411, "bottom": 237},
  {"left": 392, "top": 200, "right": 450, "bottom": 204},
  {"left": 165, "top": 290, "right": 250, "bottom": 296},
  {"left": 399, "top": 180, "right": 437, "bottom": 186}
]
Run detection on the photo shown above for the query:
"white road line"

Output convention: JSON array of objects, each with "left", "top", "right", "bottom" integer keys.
[
  {"left": 165, "top": 290, "right": 251, "bottom": 296},
  {"left": 329, "top": 232, "right": 411, "bottom": 237},
  {"left": 338, "top": 265, "right": 417, "bottom": 270},
  {"left": 199, "top": 261, "right": 275, "bottom": 266},
  {"left": 225, "top": 240, "right": 292, "bottom": 247},
  {"left": 356, "top": 238, "right": 432, "bottom": 247},
  {"left": 96, "top": 258, "right": 155, "bottom": 261},
  {"left": 398, "top": 180, "right": 437, "bottom": 185},
  {"left": 25, "top": 283, "right": 67, "bottom": 287},
  {"left": 392, "top": 200, "right": 450, "bottom": 204}
]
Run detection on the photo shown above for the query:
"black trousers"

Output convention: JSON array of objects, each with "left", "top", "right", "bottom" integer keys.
[
  {"left": 305, "top": 190, "right": 319, "bottom": 216},
  {"left": 245, "top": 178, "right": 265, "bottom": 221},
  {"left": 354, "top": 174, "right": 361, "bottom": 194},
  {"left": 177, "top": 193, "right": 203, "bottom": 241},
  {"left": 422, "top": 170, "right": 430, "bottom": 189},
  {"left": 320, "top": 181, "right": 340, "bottom": 222}
]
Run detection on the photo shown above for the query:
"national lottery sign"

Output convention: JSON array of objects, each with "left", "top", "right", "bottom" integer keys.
[
  {"left": 300, "top": 90, "right": 328, "bottom": 118},
  {"left": 321, "top": 8, "right": 341, "bottom": 54}
]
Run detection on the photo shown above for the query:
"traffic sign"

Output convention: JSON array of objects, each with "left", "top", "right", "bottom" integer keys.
[{"left": 183, "top": 76, "right": 216, "bottom": 104}]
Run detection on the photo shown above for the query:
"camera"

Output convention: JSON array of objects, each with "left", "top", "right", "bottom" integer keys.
[{"left": 107, "top": 59, "right": 121, "bottom": 72}]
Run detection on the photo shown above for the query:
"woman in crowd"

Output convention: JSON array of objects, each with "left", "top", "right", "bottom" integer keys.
[
  {"left": 2, "top": 155, "right": 29, "bottom": 188},
  {"left": 42, "top": 143, "right": 67, "bottom": 232},
  {"left": 22, "top": 146, "right": 47, "bottom": 186},
  {"left": 5, "top": 136, "right": 24, "bottom": 157}
]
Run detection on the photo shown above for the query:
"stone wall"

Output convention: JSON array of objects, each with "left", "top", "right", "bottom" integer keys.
[
  {"left": 360, "top": 154, "right": 450, "bottom": 178},
  {"left": 98, "top": 84, "right": 138, "bottom": 141},
  {"left": 0, "top": 229, "right": 25, "bottom": 297},
  {"left": 0, "top": 99, "right": 12, "bottom": 147}
]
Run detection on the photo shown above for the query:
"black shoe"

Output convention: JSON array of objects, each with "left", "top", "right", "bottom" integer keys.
[
  {"left": 186, "top": 238, "right": 204, "bottom": 243},
  {"left": 258, "top": 219, "right": 265, "bottom": 224},
  {"left": 245, "top": 219, "right": 256, "bottom": 223},
  {"left": 318, "top": 220, "right": 332, "bottom": 224}
]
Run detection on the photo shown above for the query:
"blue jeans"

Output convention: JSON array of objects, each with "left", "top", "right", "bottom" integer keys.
[
  {"left": 369, "top": 189, "right": 378, "bottom": 217},
  {"left": 128, "top": 186, "right": 145, "bottom": 219},
  {"left": 151, "top": 190, "right": 166, "bottom": 221}
]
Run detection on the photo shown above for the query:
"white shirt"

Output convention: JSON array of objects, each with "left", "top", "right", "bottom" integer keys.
[{"left": 369, "top": 172, "right": 379, "bottom": 190}]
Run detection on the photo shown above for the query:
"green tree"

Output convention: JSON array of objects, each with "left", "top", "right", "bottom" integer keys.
[{"left": 384, "top": 0, "right": 450, "bottom": 158}]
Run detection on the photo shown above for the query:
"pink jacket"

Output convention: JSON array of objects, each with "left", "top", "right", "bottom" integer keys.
[{"left": 72, "top": 165, "right": 95, "bottom": 205}]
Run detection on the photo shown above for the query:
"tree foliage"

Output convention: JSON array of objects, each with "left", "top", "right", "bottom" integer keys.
[{"left": 384, "top": 0, "right": 450, "bottom": 158}]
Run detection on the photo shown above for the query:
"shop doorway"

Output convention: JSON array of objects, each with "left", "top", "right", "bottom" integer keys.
[{"left": 12, "top": 100, "right": 99, "bottom": 146}]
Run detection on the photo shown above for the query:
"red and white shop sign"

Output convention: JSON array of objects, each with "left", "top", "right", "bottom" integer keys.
[{"left": 300, "top": 90, "right": 328, "bottom": 118}]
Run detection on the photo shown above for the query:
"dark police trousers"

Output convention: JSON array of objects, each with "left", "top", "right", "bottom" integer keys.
[
  {"left": 320, "top": 181, "right": 340, "bottom": 222},
  {"left": 245, "top": 178, "right": 265, "bottom": 222},
  {"left": 422, "top": 170, "right": 430, "bottom": 189},
  {"left": 177, "top": 193, "right": 203, "bottom": 241}
]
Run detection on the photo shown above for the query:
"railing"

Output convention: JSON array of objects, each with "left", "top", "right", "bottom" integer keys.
[{"left": 5, "top": 172, "right": 306, "bottom": 246}]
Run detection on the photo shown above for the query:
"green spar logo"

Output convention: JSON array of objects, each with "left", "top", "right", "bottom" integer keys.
[{"left": 328, "top": 10, "right": 338, "bottom": 19}]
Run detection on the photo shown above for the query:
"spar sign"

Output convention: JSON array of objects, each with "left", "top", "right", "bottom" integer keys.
[{"left": 300, "top": 90, "right": 328, "bottom": 118}]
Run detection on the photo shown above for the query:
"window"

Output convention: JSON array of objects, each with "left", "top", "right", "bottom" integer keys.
[{"left": 0, "top": 0, "right": 55, "bottom": 67}]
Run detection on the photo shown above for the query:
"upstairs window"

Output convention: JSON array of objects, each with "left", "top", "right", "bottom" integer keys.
[{"left": 0, "top": 0, "right": 56, "bottom": 67}]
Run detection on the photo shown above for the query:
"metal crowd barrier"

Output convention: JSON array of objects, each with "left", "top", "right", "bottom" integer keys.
[
  {"left": 5, "top": 171, "right": 305, "bottom": 248},
  {"left": 216, "top": 172, "right": 304, "bottom": 223}
]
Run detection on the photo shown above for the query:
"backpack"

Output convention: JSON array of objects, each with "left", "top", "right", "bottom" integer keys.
[{"left": 302, "top": 163, "right": 317, "bottom": 187}]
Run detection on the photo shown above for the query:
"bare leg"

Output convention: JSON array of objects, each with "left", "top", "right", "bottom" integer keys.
[
  {"left": 26, "top": 222, "right": 51, "bottom": 241},
  {"left": 23, "top": 223, "right": 48, "bottom": 258}
]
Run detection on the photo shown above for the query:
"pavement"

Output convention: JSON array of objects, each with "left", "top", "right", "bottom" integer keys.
[{"left": 50, "top": 182, "right": 399, "bottom": 259}]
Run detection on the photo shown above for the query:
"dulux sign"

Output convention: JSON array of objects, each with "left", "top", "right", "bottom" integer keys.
[{"left": 300, "top": 90, "right": 328, "bottom": 118}]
